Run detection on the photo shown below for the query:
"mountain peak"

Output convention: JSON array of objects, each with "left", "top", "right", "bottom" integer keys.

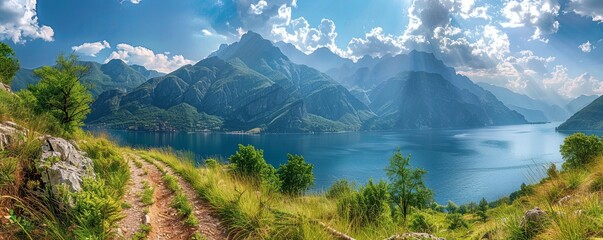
[{"left": 210, "top": 31, "right": 289, "bottom": 65}]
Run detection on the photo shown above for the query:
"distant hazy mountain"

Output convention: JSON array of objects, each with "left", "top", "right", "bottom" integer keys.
[
  {"left": 11, "top": 59, "right": 164, "bottom": 97},
  {"left": 558, "top": 95, "right": 603, "bottom": 130},
  {"left": 477, "top": 83, "right": 569, "bottom": 122},
  {"left": 89, "top": 31, "right": 374, "bottom": 132},
  {"left": 566, "top": 95, "right": 599, "bottom": 115},
  {"left": 364, "top": 71, "right": 526, "bottom": 129},
  {"left": 273, "top": 42, "right": 353, "bottom": 73}
]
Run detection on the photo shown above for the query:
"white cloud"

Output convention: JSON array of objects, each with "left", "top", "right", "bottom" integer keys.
[
  {"left": 0, "top": 0, "right": 54, "bottom": 43},
  {"left": 568, "top": 0, "right": 603, "bottom": 22},
  {"left": 121, "top": 0, "right": 141, "bottom": 4},
  {"left": 346, "top": 28, "right": 405, "bottom": 59},
  {"left": 500, "top": 0, "right": 560, "bottom": 43},
  {"left": 269, "top": 5, "right": 341, "bottom": 54},
  {"left": 201, "top": 29, "right": 213, "bottom": 36},
  {"left": 105, "top": 44, "right": 194, "bottom": 73},
  {"left": 71, "top": 40, "right": 111, "bottom": 57},
  {"left": 249, "top": 0, "right": 268, "bottom": 15},
  {"left": 579, "top": 41, "right": 594, "bottom": 53},
  {"left": 543, "top": 65, "right": 603, "bottom": 98}
]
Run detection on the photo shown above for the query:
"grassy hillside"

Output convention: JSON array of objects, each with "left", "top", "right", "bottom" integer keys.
[{"left": 2, "top": 85, "right": 603, "bottom": 239}]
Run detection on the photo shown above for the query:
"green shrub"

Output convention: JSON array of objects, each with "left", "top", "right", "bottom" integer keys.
[
  {"left": 446, "top": 200, "right": 459, "bottom": 213},
  {"left": 326, "top": 179, "right": 354, "bottom": 199},
  {"left": 409, "top": 212, "right": 434, "bottom": 233},
  {"left": 560, "top": 133, "right": 603, "bottom": 169},
  {"left": 71, "top": 178, "right": 123, "bottom": 239},
  {"left": 277, "top": 154, "right": 314, "bottom": 196},
  {"left": 80, "top": 138, "right": 129, "bottom": 197},
  {"left": 204, "top": 158, "right": 219, "bottom": 168},
  {"left": 337, "top": 179, "right": 390, "bottom": 226},
  {"left": 228, "top": 144, "right": 278, "bottom": 190},
  {"left": 446, "top": 213, "right": 468, "bottom": 230},
  {"left": 477, "top": 198, "right": 489, "bottom": 222},
  {"left": 547, "top": 163, "right": 559, "bottom": 179}
]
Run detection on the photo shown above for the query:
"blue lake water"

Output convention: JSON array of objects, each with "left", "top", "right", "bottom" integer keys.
[{"left": 93, "top": 123, "right": 570, "bottom": 204}]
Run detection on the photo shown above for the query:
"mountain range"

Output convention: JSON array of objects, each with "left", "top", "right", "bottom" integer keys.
[
  {"left": 85, "top": 32, "right": 531, "bottom": 132},
  {"left": 558, "top": 95, "right": 603, "bottom": 131},
  {"left": 11, "top": 59, "right": 164, "bottom": 97}
]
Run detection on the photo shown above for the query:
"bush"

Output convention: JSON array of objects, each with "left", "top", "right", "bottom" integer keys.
[
  {"left": 409, "top": 212, "right": 434, "bottom": 233},
  {"left": 446, "top": 200, "right": 459, "bottom": 213},
  {"left": 277, "top": 154, "right": 314, "bottom": 195},
  {"left": 204, "top": 158, "right": 219, "bottom": 168},
  {"left": 560, "top": 133, "right": 603, "bottom": 169},
  {"left": 326, "top": 179, "right": 354, "bottom": 199},
  {"left": 337, "top": 179, "right": 390, "bottom": 226},
  {"left": 446, "top": 213, "right": 468, "bottom": 230},
  {"left": 71, "top": 178, "right": 123, "bottom": 239},
  {"left": 228, "top": 144, "right": 278, "bottom": 189},
  {"left": 80, "top": 138, "right": 129, "bottom": 197},
  {"left": 477, "top": 198, "right": 488, "bottom": 222}
]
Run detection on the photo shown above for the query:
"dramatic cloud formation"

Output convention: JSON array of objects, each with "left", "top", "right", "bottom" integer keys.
[
  {"left": 501, "top": 0, "right": 560, "bottom": 42},
  {"left": 105, "top": 44, "right": 194, "bottom": 73},
  {"left": 579, "top": 41, "right": 594, "bottom": 53},
  {"left": 544, "top": 65, "right": 603, "bottom": 98},
  {"left": 0, "top": 0, "right": 54, "bottom": 43},
  {"left": 346, "top": 28, "right": 405, "bottom": 58},
  {"left": 72, "top": 40, "right": 111, "bottom": 57},
  {"left": 568, "top": 0, "right": 603, "bottom": 22},
  {"left": 249, "top": 0, "right": 267, "bottom": 15}
]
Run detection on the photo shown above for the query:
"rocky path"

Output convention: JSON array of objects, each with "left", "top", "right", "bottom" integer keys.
[{"left": 117, "top": 153, "right": 228, "bottom": 240}]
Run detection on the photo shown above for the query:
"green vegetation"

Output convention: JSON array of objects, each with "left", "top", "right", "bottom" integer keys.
[
  {"left": 277, "top": 154, "right": 315, "bottom": 195},
  {"left": 140, "top": 181, "right": 154, "bottom": 206},
  {"left": 228, "top": 144, "right": 279, "bottom": 190},
  {"left": 25, "top": 54, "right": 92, "bottom": 132},
  {"left": 560, "top": 132, "right": 603, "bottom": 169},
  {"left": 0, "top": 42, "right": 20, "bottom": 85}
]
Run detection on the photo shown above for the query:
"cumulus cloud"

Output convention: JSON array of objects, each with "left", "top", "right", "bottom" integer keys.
[
  {"left": 72, "top": 40, "right": 111, "bottom": 57},
  {"left": 543, "top": 65, "right": 603, "bottom": 98},
  {"left": 568, "top": 0, "right": 603, "bottom": 22},
  {"left": 500, "top": 0, "right": 560, "bottom": 43},
  {"left": 105, "top": 44, "right": 194, "bottom": 73},
  {"left": 0, "top": 0, "right": 54, "bottom": 43},
  {"left": 121, "top": 0, "right": 142, "bottom": 4},
  {"left": 249, "top": 0, "right": 267, "bottom": 15},
  {"left": 579, "top": 41, "right": 594, "bottom": 53},
  {"left": 269, "top": 4, "right": 341, "bottom": 54},
  {"left": 346, "top": 28, "right": 405, "bottom": 58}
]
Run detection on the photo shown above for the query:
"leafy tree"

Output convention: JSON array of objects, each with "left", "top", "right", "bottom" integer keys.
[
  {"left": 27, "top": 54, "right": 92, "bottom": 132},
  {"left": 446, "top": 200, "right": 459, "bottom": 213},
  {"left": 560, "top": 133, "right": 603, "bottom": 169},
  {"left": 385, "top": 149, "right": 433, "bottom": 222},
  {"left": 228, "top": 144, "right": 278, "bottom": 189},
  {"left": 326, "top": 179, "right": 355, "bottom": 199},
  {"left": 0, "top": 42, "right": 20, "bottom": 85},
  {"left": 277, "top": 154, "right": 314, "bottom": 195},
  {"left": 477, "top": 197, "right": 488, "bottom": 221},
  {"left": 457, "top": 204, "right": 468, "bottom": 214}
]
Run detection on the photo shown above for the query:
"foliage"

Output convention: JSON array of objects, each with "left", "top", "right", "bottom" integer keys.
[
  {"left": 71, "top": 178, "right": 123, "bottom": 239},
  {"left": 446, "top": 200, "right": 458, "bottom": 213},
  {"left": 228, "top": 144, "right": 279, "bottom": 190},
  {"left": 560, "top": 133, "right": 603, "bottom": 169},
  {"left": 446, "top": 213, "right": 468, "bottom": 230},
  {"left": 27, "top": 54, "right": 92, "bottom": 132},
  {"left": 337, "top": 179, "right": 391, "bottom": 227},
  {"left": 409, "top": 212, "right": 434, "bottom": 233},
  {"left": 79, "top": 137, "right": 130, "bottom": 197},
  {"left": 0, "top": 42, "right": 19, "bottom": 85},
  {"left": 477, "top": 198, "right": 488, "bottom": 222},
  {"left": 385, "top": 149, "right": 432, "bottom": 222},
  {"left": 277, "top": 154, "right": 314, "bottom": 195},
  {"left": 326, "top": 179, "right": 355, "bottom": 199},
  {"left": 547, "top": 163, "right": 558, "bottom": 179},
  {"left": 204, "top": 158, "right": 220, "bottom": 168}
]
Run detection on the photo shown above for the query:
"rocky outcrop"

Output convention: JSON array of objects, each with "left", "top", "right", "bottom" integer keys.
[
  {"left": 0, "top": 121, "right": 26, "bottom": 150},
  {"left": 520, "top": 207, "right": 547, "bottom": 233},
  {"left": 38, "top": 136, "right": 96, "bottom": 192},
  {"left": 0, "top": 82, "right": 11, "bottom": 93},
  {"left": 385, "top": 232, "right": 445, "bottom": 240}
]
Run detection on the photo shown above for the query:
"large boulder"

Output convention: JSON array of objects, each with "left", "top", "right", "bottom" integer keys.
[
  {"left": 0, "top": 121, "right": 26, "bottom": 150},
  {"left": 38, "top": 136, "right": 96, "bottom": 192}
]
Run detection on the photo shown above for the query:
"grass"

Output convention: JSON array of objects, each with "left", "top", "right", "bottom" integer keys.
[
  {"left": 131, "top": 224, "right": 152, "bottom": 240},
  {"left": 140, "top": 181, "right": 154, "bottom": 206}
]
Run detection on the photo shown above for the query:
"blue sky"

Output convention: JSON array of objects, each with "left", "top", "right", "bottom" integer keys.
[{"left": 1, "top": 0, "right": 603, "bottom": 102}]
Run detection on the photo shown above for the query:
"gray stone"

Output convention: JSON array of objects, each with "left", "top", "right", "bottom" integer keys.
[
  {"left": 386, "top": 232, "right": 445, "bottom": 240},
  {"left": 0, "top": 121, "right": 26, "bottom": 150},
  {"left": 520, "top": 207, "right": 547, "bottom": 231},
  {"left": 0, "top": 82, "right": 11, "bottom": 93},
  {"left": 38, "top": 136, "right": 96, "bottom": 192}
]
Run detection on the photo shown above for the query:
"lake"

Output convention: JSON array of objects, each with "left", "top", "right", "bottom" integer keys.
[{"left": 93, "top": 123, "right": 569, "bottom": 204}]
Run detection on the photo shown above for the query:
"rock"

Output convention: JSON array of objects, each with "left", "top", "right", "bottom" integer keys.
[
  {"left": 145, "top": 214, "right": 151, "bottom": 224},
  {"left": 558, "top": 195, "right": 571, "bottom": 205},
  {"left": 0, "top": 121, "right": 26, "bottom": 150},
  {"left": 38, "top": 136, "right": 96, "bottom": 192},
  {"left": 520, "top": 207, "right": 547, "bottom": 232},
  {"left": 386, "top": 232, "right": 445, "bottom": 240},
  {"left": 0, "top": 82, "right": 11, "bottom": 93}
]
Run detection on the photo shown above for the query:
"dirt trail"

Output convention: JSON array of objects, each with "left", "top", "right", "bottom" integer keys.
[{"left": 119, "top": 153, "right": 228, "bottom": 240}]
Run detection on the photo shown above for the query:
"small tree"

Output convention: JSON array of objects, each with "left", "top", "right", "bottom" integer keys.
[
  {"left": 477, "top": 197, "right": 488, "bottom": 221},
  {"left": 0, "top": 42, "right": 20, "bottom": 85},
  {"left": 228, "top": 144, "right": 278, "bottom": 189},
  {"left": 446, "top": 200, "right": 459, "bottom": 213},
  {"left": 560, "top": 133, "right": 603, "bottom": 169},
  {"left": 337, "top": 179, "right": 390, "bottom": 226},
  {"left": 28, "top": 54, "right": 91, "bottom": 132},
  {"left": 385, "top": 149, "right": 433, "bottom": 222},
  {"left": 277, "top": 154, "right": 314, "bottom": 195}
]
